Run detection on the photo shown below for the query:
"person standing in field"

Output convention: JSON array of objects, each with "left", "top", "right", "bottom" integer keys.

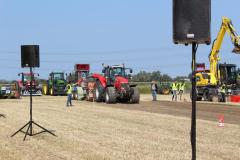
[
  {"left": 219, "top": 83, "right": 226, "bottom": 102},
  {"left": 65, "top": 81, "right": 73, "bottom": 107},
  {"left": 179, "top": 81, "right": 186, "bottom": 101},
  {"left": 171, "top": 81, "right": 178, "bottom": 101},
  {"left": 151, "top": 80, "right": 158, "bottom": 101}
]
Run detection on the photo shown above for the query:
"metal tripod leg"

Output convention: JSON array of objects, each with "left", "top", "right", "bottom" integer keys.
[
  {"left": 11, "top": 121, "right": 30, "bottom": 137},
  {"left": 32, "top": 121, "right": 57, "bottom": 136},
  {"left": 23, "top": 123, "right": 31, "bottom": 141}
]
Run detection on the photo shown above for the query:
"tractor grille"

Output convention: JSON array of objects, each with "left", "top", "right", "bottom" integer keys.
[{"left": 121, "top": 83, "right": 130, "bottom": 92}]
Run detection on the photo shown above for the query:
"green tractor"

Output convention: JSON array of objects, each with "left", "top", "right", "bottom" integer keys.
[{"left": 42, "top": 72, "right": 67, "bottom": 96}]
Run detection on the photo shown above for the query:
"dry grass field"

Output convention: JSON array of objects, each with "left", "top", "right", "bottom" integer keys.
[{"left": 0, "top": 95, "right": 239, "bottom": 160}]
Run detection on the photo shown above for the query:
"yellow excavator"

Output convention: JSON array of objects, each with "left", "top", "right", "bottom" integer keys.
[{"left": 195, "top": 17, "right": 240, "bottom": 101}]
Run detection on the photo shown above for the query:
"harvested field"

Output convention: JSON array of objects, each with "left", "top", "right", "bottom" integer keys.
[{"left": 0, "top": 95, "right": 239, "bottom": 160}]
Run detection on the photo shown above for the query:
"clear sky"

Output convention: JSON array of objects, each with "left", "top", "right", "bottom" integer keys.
[{"left": 1, "top": 0, "right": 240, "bottom": 80}]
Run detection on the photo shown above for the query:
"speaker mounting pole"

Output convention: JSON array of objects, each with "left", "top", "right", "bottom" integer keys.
[
  {"left": 11, "top": 65, "right": 56, "bottom": 140},
  {"left": 191, "top": 42, "right": 197, "bottom": 160}
]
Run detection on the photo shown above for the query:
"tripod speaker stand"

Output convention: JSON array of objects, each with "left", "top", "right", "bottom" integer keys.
[{"left": 11, "top": 67, "right": 56, "bottom": 141}]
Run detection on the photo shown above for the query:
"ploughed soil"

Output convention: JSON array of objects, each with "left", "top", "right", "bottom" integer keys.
[{"left": 103, "top": 100, "right": 240, "bottom": 125}]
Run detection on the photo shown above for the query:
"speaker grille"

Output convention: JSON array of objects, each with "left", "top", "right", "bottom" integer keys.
[
  {"left": 21, "top": 45, "right": 40, "bottom": 68},
  {"left": 173, "top": 0, "right": 211, "bottom": 44}
]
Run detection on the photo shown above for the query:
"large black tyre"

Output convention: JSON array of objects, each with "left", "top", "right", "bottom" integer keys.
[
  {"left": 130, "top": 87, "right": 140, "bottom": 103},
  {"left": 94, "top": 81, "right": 104, "bottom": 102},
  {"left": 202, "top": 90, "right": 209, "bottom": 101},
  {"left": 105, "top": 87, "right": 116, "bottom": 104},
  {"left": 190, "top": 89, "right": 202, "bottom": 101},
  {"left": 203, "top": 89, "right": 214, "bottom": 101}
]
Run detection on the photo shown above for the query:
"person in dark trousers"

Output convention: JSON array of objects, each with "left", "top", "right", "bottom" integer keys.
[
  {"left": 171, "top": 81, "right": 178, "bottom": 101},
  {"left": 178, "top": 81, "right": 186, "bottom": 101},
  {"left": 151, "top": 80, "right": 158, "bottom": 101},
  {"left": 220, "top": 83, "right": 226, "bottom": 102},
  {"left": 65, "top": 81, "right": 73, "bottom": 106}
]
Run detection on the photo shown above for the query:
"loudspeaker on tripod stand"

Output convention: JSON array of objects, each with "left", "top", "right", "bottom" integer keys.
[{"left": 11, "top": 44, "right": 56, "bottom": 141}]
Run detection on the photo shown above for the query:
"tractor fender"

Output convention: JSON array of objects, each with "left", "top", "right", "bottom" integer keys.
[
  {"left": 90, "top": 73, "right": 107, "bottom": 88},
  {"left": 17, "top": 80, "right": 23, "bottom": 88}
]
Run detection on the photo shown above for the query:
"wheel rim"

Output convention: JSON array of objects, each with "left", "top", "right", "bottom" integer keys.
[
  {"left": 106, "top": 92, "right": 109, "bottom": 102},
  {"left": 43, "top": 86, "right": 47, "bottom": 95},
  {"left": 203, "top": 92, "right": 208, "bottom": 101},
  {"left": 95, "top": 88, "right": 99, "bottom": 99}
]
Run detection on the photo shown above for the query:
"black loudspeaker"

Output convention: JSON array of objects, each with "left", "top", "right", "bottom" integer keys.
[
  {"left": 21, "top": 45, "right": 40, "bottom": 68},
  {"left": 173, "top": 0, "right": 211, "bottom": 45}
]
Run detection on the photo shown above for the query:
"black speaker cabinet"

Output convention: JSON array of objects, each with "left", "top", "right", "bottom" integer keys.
[
  {"left": 173, "top": 0, "right": 211, "bottom": 45},
  {"left": 21, "top": 45, "right": 40, "bottom": 68}
]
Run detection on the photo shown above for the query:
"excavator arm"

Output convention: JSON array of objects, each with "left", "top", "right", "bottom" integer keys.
[{"left": 209, "top": 17, "right": 240, "bottom": 80}]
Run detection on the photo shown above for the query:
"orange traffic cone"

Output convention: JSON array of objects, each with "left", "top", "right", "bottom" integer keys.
[{"left": 218, "top": 115, "right": 224, "bottom": 127}]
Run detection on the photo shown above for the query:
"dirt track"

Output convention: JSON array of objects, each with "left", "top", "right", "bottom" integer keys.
[
  {"left": 104, "top": 101, "right": 240, "bottom": 125},
  {"left": 0, "top": 95, "right": 239, "bottom": 160}
]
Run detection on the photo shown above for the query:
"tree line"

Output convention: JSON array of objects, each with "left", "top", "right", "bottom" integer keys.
[{"left": 132, "top": 70, "right": 190, "bottom": 82}]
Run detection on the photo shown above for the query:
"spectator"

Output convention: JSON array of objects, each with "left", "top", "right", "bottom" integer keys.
[
  {"left": 151, "top": 80, "right": 158, "bottom": 101},
  {"left": 65, "top": 81, "right": 73, "bottom": 107},
  {"left": 179, "top": 81, "right": 186, "bottom": 101},
  {"left": 171, "top": 81, "right": 178, "bottom": 101},
  {"left": 219, "top": 83, "right": 226, "bottom": 102}
]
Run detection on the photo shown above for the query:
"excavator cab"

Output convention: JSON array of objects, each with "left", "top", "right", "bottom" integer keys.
[
  {"left": 232, "top": 46, "right": 240, "bottom": 53},
  {"left": 218, "top": 63, "right": 238, "bottom": 87}
]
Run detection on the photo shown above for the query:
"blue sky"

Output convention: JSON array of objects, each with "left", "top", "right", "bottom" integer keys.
[{"left": 1, "top": 0, "right": 240, "bottom": 80}]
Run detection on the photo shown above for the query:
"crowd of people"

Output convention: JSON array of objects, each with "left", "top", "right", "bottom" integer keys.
[
  {"left": 151, "top": 80, "right": 186, "bottom": 102},
  {"left": 151, "top": 80, "right": 227, "bottom": 103}
]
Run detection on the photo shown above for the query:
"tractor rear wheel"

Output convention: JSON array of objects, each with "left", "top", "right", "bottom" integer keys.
[
  {"left": 130, "top": 87, "right": 140, "bottom": 103},
  {"left": 203, "top": 90, "right": 210, "bottom": 101},
  {"left": 190, "top": 89, "right": 202, "bottom": 101},
  {"left": 105, "top": 87, "right": 116, "bottom": 104}
]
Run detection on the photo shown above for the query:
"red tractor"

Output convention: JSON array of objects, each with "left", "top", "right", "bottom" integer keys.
[
  {"left": 87, "top": 64, "right": 140, "bottom": 103},
  {"left": 18, "top": 72, "right": 42, "bottom": 96}
]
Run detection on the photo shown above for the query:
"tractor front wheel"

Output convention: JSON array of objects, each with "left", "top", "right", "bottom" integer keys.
[
  {"left": 50, "top": 88, "right": 54, "bottom": 96},
  {"left": 105, "top": 87, "right": 116, "bottom": 104},
  {"left": 130, "top": 87, "right": 140, "bottom": 103},
  {"left": 42, "top": 85, "right": 48, "bottom": 95}
]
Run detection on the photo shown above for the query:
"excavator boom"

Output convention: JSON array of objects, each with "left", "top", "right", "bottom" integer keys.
[
  {"left": 196, "top": 17, "right": 240, "bottom": 101},
  {"left": 209, "top": 17, "right": 240, "bottom": 80}
]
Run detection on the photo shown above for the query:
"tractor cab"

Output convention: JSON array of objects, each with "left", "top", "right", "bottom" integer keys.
[
  {"left": 23, "top": 74, "right": 31, "bottom": 82},
  {"left": 18, "top": 72, "right": 42, "bottom": 96},
  {"left": 18, "top": 72, "right": 39, "bottom": 87},
  {"left": 74, "top": 64, "right": 90, "bottom": 83},
  {"left": 50, "top": 72, "right": 65, "bottom": 81},
  {"left": 102, "top": 65, "right": 132, "bottom": 82}
]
